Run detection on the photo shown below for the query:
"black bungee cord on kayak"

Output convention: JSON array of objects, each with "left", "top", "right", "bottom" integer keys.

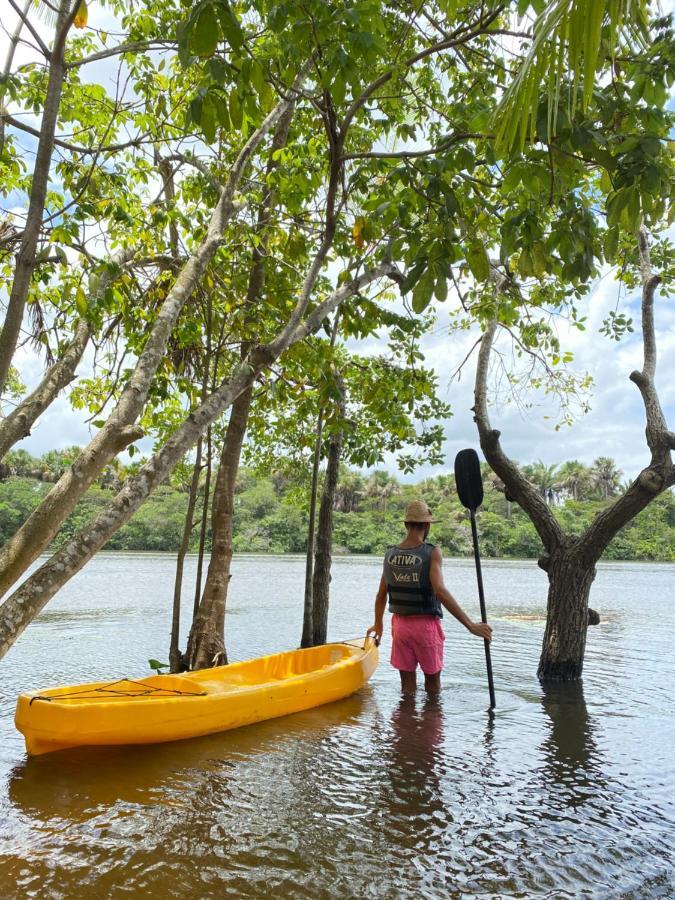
[{"left": 29, "top": 678, "right": 208, "bottom": 704}]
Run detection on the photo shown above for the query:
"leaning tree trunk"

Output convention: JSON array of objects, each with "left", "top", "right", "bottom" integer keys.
[
  {"left": 537, "top": 544, "right": 597, "bottom": 681},
  {"left": 0, "top": 74, "right": 304, "bottom": 602},
  {"left": 312, "top": 375, "right": 345, "bottom": 646}
]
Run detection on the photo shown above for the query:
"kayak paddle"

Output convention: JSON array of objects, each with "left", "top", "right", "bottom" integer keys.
[{"left": 454, "top": 448, "right": 496, "bottom": 710}]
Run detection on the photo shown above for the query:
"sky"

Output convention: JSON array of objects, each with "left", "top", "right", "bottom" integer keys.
[{"left": 2, "top": 4, "right": 674, "bottom": 486}]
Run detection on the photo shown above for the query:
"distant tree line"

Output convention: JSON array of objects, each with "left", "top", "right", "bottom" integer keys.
[{"left": 1, "top": 448, "right": 672, "bottom": 562}]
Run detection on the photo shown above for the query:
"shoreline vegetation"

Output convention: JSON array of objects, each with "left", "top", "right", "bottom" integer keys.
[{"left": 2, "top": 448, "right": 673, "bottom": 563}]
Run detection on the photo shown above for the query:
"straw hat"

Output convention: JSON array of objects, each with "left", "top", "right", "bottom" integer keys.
[{"left": 403, "top": 499, "right": 437, "bottom": 523}]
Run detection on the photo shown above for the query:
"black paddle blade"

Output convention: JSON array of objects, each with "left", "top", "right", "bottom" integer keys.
[{"left": 454, "top": 448, "right": 484, "bottom": 511}]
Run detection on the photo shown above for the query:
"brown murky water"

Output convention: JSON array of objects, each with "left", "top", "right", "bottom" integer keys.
[{"left": 1, "top": 555, "right": 674, "bottom": 898}]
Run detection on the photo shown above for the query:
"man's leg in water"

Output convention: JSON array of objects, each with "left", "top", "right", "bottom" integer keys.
[
  {"left": 424, "top": 671, "right": 441, "bottom": 694},
  {"left": 399, "top": 670, "right": 417, "bottom": 693}
]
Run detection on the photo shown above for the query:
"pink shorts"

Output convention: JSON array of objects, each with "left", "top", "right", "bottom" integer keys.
[{"left": 390, "top": 614, "right": 445, "bottom": 675}]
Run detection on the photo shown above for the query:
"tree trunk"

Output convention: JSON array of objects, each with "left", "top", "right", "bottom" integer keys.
[
  {"left": 537, "top": 547, "right": 596, "bottom": 681},
  {"left": 185, "top": 385, "right": 253, "bottom": 669},
  {"left": 193, "top": 426, "right": 212, "bottom": 619},
  {"left": 312, "top": 376, "right": 345, "bottom": 646},
  {"left": 0, "top": 0, "right": 73, "bottom": 397},
  {"left": 301, "top": 410, "right": 324, "bottom": 647},
  {"left": 169, "top": 437, "right": 203, "bottom": 673}
]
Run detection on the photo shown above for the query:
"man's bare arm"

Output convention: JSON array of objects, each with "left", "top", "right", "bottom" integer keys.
[
  {"left": 367, "top": 575, "right": 388, "bottom": 641},
  {"left": 429, "top": 548, "right": 493, "bottom": 641}
]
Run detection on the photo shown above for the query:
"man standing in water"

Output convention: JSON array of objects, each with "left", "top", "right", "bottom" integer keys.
[{"left": 368, "top": 500, "right": 493, "bottom": 694}]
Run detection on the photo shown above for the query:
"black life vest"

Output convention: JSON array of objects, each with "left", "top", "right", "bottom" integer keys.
[{"left": 383, "top": 542, "right": 443, "bottom": 617}]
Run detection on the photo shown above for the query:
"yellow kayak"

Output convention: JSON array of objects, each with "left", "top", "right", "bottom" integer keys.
[{"left": 15, "top": 637, "right": 378, "bottom": 756}]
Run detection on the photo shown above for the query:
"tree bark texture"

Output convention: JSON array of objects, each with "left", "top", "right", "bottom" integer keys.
[
  {"left": 311, "top": 376, "right": 345, "bottom": 646},
  {"left": 0, "top": 77, "right": 304, "bottom": 601},
  {"left": 536, "top": 545, "right": 596, "bottom": 681},
  {"left": 0, "top": 261, "right": 397, "bottom": 661}
]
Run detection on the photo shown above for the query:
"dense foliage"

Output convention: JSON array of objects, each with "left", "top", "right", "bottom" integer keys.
[{"left": 1, "top": 450, "right": 672, "bottom": 561}]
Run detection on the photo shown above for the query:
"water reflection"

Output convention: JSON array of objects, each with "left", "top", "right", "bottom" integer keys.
[
  {"left": 381, "top": 695, "right": 446, "bottom": 842},
  {"left": 539, "top": 680, "right": 604, "bottom": 808},
  {"left": 7, "top": 693, "right": 367, "bottom": 823}
]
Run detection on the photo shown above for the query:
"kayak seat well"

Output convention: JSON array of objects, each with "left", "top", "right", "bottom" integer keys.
[{"left": 191, "top": 644, "right": 355, "bottom": 689}]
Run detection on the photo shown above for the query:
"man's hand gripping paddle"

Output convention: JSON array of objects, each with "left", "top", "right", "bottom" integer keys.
[{"left": 454, "top": 448, "right": 496, "bottom": 711}]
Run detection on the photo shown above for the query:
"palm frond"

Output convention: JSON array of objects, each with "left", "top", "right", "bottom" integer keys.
[{"left": 494, "top": 0, "right": 651, "bottom": 155}]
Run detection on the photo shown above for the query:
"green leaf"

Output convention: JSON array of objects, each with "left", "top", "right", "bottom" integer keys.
[
  {"left": 412, "top": 268, "right": 434, "bottom": 313},
  {"left": 191, "top": 4, "right": 220, "bottom": 58},
  {"left": 229, "top": 89, "right": 242, "bottom": 129},
  {"left": 75, "top": 288, "right": 88, "bottom": 317},
  {"left": 148, "top": 658, "right": 169, "bottom": 672},
  {"left": 434, "top": 276, "right": 448, "bottom": 301},
  {"left": 201, "top": 94, "right": 217, "bottom": 143},
  {"left": 216, "top": 2, "right": 244, "bottom": 51},
  {"left": 466, "top": 241, "right": 490, "bottom": 282},
  {"left": 399, "top": 260, "right": 426, "bottom": 295}
]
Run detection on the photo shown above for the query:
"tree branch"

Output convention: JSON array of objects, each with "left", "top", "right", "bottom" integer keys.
[
  {"left": 0, "top": 321, "right": 90, "bottom": 460},
  {"left": 339, "top": 6, "right": 505, "bottom": 142},
  {"left": 473, "top": 317, "right": 563, "bottom": 555},
  {"left": 6, "top": 0, "right": 51, "bottom": 59},
  {"left": 581, "top": 227, "right": 674, "bottom": 558},
  {"left": 628, "top": 226, "right": 671, "bottom": 458},
  {"left": 341, "top": 132, "right": 483, "bottom": 161},
  {"left": 2, "top": 113, "right": 151, "bottom": 155},
  {"left": 65, "top": 40, "right": 172, "bottom": 69}
]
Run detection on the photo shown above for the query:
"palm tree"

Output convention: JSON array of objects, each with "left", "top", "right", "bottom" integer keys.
[
  {"left": 523, "top": 460, "right": 561, "bottom": 506},
  {"left": 335, "top": 468, "right": 365, "bottom": 513},
  {"left": 558, "top": 460, "right": 590, "bottom": 502},
  {"left": 591, "top": 457, "right": 623, "bottom": 500},
  {"left": 365, "top": 470, "right": 400, "bottom": 513}
]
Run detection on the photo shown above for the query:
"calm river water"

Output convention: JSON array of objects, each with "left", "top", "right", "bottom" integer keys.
[{"left": 0, "top": 554, "right": 674, "bottom": 898}]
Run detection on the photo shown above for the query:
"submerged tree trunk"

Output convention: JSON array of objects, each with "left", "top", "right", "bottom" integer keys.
[
  {"left": 169, "top": 437, "right": 203, "bottom": 673},
  {"left": 185, "top": 384, "right": 253, "bottom": 669},
  {"left": 301, "top": 410, "right": 324, "bottom": 647},
  {"left": 302, "top": 314, "right": 341, "bottom": 647},
  {"left": 537, "top": 546, "right": 596, "bottom": 681},
  {"left": 312, "top": 375, "right": 345, "bottom": 646},
  {"left": 193, "top": 426, "right": 212, "bottom": 618}
]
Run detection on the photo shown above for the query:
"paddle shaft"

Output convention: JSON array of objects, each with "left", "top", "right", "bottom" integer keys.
[{"left": 469, "top": 509, "right": 496, "bottom": 709}]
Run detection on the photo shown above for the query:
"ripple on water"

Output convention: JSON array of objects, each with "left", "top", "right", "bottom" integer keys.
[{"left": 1, "top": 555, "right": 674, "bottom": 898}]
